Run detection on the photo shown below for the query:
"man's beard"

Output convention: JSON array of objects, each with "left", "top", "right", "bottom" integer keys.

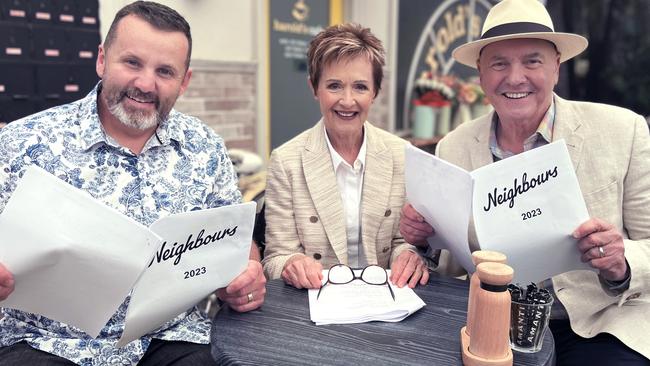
[{"left": 104, "top": 86, "right": 169, "bottom": 130}]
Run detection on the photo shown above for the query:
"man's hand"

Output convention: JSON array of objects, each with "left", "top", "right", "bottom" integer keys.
[
  {"left": 0, "top": 262, "right": 14, "bottom": 301},
  {"left": 390, "top": 250, "right": 429, "bottom": 288},
  {"left": 217, "top": 260, "right": 266, "bottom": 312},
  {"left": 281, "top": 254, "right": 323, "bottom": 289},
  {"left": 574, "top": 218, "right": 627, "bottom": 281},
  {"left": 400, "top": 203, "right": 434, "bottom": 247}
]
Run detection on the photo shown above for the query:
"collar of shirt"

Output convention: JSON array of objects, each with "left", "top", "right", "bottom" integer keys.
[
  {"left": 489, "top": 97, "right": 556, "bottom": 160},
  {"left": 77, "top": 82, "right": 188, "bottom": 152},
  {"left": 324, "top": 124, "right": 367, "bottom": 174}
]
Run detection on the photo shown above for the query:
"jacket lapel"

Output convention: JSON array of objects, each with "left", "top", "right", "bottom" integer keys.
[
  {"left": 552, "top": 95, "right": 584, "bottom": 171},
  {"left": 302, "top": 121, "right": 348, "bottom": 264},
  {"left": 469, "top": 112, "right": 495, "bottom": 169},
  {"left": 360, "top": 124, "right": 392, "bottom": 264}
]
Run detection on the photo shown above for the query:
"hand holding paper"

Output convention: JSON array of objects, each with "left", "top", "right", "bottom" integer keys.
[
  {"left": 573, "top": 218, "right": 628, "bottom": 281},
  {"left": 217, "top": 259, "right": 266, "bottom": 313},
  {"left": 471, "top": 140, "right": 592, "bottom": 283},
  {"left": 0, "top": 165, "right": 258, "bottom": 346},
  {"left": 399, "top": 203, "right": 435, "bottom": 247},
  {"left": 405, "top": 140, "right": 593, "bottom": 284}
]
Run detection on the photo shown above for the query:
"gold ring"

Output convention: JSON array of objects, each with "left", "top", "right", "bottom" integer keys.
[
  {"left": 247, "top": 292, "right": 254, "bottom": 303},
  {"left": 598, "top": 246, "right": 605, "bottom": 258}
]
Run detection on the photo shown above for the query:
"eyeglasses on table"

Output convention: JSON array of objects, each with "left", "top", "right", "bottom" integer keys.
[{"left": 317, "top": 264, "right": 395, "bottom": 301}]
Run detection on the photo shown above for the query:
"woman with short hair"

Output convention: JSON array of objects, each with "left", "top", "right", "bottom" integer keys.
[{"left": 262, "top": 23, "right": 429, "bottom": 290}]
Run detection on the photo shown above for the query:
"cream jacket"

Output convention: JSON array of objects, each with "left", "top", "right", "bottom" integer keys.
[
  {"left": 435, "top": 95, "right": 650, "bottom": 357},
  {"left": 262, "top": 121, "right": 416, "bottom": 279}
]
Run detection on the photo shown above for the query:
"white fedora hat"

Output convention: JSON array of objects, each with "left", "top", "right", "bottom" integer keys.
[{"left": 452, "top": 0, "right": 588, "bottom": 68}]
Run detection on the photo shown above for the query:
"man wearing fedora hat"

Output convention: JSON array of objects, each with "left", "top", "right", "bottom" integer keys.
[{"left": 400, "top": 0, "right": 650, "bottom": 364}]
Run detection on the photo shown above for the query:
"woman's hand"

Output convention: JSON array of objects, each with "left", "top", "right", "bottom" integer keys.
[
  {"left": 281, "top": 254, "right": 323, "bottom": 289},
  {"left": 390, "top": 250, "right": 429, "bottom": 288}
]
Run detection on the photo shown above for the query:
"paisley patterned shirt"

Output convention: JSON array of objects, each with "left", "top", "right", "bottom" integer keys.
[{"left": 0, "top": 84, "right": 241, "bottom": 365}]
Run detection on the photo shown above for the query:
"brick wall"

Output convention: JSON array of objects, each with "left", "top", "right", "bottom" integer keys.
[{"left": 174, "top": 60, "right": 258, "bottom": 152}]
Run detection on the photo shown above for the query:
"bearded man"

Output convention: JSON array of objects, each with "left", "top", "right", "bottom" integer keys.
[{"left": 0, "top": 2, "right": 265, "bottom": 365}]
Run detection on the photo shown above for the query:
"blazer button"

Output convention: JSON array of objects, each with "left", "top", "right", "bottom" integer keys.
[
  {"left": 313, "top": 253, "right": 322, "bottom": 260},
  {"left": 309, "top": 216, "right": 318, "bottom": 223},
  {"left": 382, "top": 247, "right": 389, "bottom": 253},
  {"left": 384, "top": 209, "right": 392, "bottom": 217}
]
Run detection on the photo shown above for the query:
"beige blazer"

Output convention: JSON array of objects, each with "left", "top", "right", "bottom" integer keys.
[
  {"left": 262, "top": 121, "right": 416, "bottom": 279},
  {"left": 435, "top": 95, "right": 650, "bottom": 357}
]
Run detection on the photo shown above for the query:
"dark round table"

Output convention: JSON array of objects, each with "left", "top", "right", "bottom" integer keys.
[{"left": 211, "top": 273, "right": 554, "bottom": 365}]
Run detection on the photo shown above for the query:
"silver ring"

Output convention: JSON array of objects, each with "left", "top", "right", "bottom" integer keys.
[
  {"left": 247, "top": 292, "right": 254, "bottom": 303},
  {"left": 598, "top": 246, "right": 605, "bottom": 258}
]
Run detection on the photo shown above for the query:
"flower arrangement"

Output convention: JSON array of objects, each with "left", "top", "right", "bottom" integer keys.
[
  {"left": 413, "top": 71, "right": 455, "bottom": 108},
  {"left": 452, "top": 77, "right": 493, "bottom": 125},
  {"left": 411, "top": 70, "right": 492, "bottom": 138},
  {"left": 456, "top": 77, "right": 489, "bottom": 106}
]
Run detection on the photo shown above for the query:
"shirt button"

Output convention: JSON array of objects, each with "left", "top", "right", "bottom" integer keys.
[
  {"left": 309, "top": 216, "right": 318, "bottom": 223},
  {"left": 384, "top": 209, "right": 392, "bottom": 217},
  {"left": 382, "top": 247, "right": 389, "bottom": 253},
  {"left": 313, "top": 253, "right": 322, "bottom": 260}
]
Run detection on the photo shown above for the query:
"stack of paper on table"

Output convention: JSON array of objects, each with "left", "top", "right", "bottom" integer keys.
[
  {"left": 0, "top": 165, "right": 256, "bottom": 347},
  {"left": 308, "top": 270, "right": 425, "bottom": 325}
]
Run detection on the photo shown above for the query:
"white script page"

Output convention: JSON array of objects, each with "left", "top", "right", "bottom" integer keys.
[
  {"left": 118, "top": 201, "right": 256, "bottom": 346},
  {"left": 471, "top": 140, "right": 592, "bottom": 283},
  {"left": 0, "top": 165, "right": 160, "bottom": 337},
  {"left": 405, "top": 144, "right": 475, "bottom": 272}
]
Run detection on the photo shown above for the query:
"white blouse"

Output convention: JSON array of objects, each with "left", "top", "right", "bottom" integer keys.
[{"left": 324, "top": 126, "right": 367, "bottom": 268}]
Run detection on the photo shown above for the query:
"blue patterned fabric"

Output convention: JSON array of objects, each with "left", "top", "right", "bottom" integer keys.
[{"left": 0, "top": 84, "right": 241, "bottom": 365}]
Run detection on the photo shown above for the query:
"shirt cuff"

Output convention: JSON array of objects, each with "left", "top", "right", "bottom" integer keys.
[
  {"left": 598, "top": 260, "right": 631, "bottom": 296},
  {"left": 416, "top": 244, "right": 438, "bottom": 261}
]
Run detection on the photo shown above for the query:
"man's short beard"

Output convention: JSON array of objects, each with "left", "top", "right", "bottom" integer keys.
[
  {"left": 107, "top": 100, "right": 161, "bottom": 131},
  {"left": 103, "top": 86, "right": 169, "bottom": 131}
]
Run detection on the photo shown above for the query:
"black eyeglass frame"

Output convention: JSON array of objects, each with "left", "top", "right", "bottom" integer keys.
[{"left": 316, "top": 264, "right": 395, "bottom": 301}]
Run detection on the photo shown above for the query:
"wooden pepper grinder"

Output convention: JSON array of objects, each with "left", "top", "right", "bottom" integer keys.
[
  {"left": 461, "top": 261, "right": 513, "bottom": 366},
  {"left": 462, "top": 251, "right": 508, "bottom": 341}
]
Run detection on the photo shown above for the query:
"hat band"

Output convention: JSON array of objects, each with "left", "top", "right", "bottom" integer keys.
[{"left": 481, "top": 22, "right": 553, "bottom": 40}]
